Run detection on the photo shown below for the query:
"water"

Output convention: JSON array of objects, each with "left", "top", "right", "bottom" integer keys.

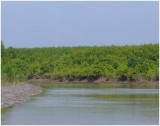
[{"left": 1, "top": 84, "right": 159, "bottom": 125}]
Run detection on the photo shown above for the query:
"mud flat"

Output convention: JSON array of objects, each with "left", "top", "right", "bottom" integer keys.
[{"left": 1, "top": 84, "right": 42, "bottom": 108}]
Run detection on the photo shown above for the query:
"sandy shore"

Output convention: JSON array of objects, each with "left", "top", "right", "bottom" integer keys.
[{"left": 1, "top": 84, "right": 42, "bottom": 108}]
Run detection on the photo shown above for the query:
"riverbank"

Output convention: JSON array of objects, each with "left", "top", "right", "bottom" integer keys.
[
  {"left": 27, "top": 78, "right": 159, "bottom": 89},
  {"left": 28, "top": 78, "right": 159, "bottom": 85},
  {"left": 1, "top": 83, "right": 42, "bottom": 108}
]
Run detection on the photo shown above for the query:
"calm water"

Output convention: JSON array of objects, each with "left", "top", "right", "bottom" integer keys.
[{"left": 1, "top": 84, "right": 159, "bottom": 125}]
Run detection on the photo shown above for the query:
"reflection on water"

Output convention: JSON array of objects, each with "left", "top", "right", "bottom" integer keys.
[{"left": 1, "top": 84, "right": 159, "bottom": 125}]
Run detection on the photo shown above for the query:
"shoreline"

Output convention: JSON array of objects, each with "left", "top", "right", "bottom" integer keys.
[
  {"left": 28, "top": 78, "right": 159, "bottom": 89},
  {"left": 28, "top": 78, "right": 159, "bottom": 85},
  {"left": 1, "top": 83, "right": 42, "bottom": 108}
]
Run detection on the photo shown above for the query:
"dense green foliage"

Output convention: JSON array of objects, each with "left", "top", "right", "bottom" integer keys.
[{"left": 1, "top": 44, "right": 159, "bottom": 82}]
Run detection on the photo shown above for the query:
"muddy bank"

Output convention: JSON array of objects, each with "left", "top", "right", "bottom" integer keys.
[
  {"left": 28, "top": 78, "right": 159, "bottom": 85},
  {"left": 28, "top": 79, "right": 159, "bottom": 90},
  {"left": 1, "top": 84, "right": 42, "bottom": 108}
]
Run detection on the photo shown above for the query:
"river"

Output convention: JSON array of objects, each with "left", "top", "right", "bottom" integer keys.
[{"left": 1, "top": 83, "right": 159, "bottom": 125}]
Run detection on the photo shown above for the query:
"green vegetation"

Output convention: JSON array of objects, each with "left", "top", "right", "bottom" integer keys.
[{"left": 1, "top": 43, "right": 159, "bottom": 82}]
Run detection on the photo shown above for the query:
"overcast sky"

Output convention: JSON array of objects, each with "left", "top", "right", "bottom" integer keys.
[{"left": 2, "top": 1, "right": 159, "bottom": 48}]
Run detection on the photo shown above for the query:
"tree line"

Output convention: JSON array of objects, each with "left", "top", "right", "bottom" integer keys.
[{"left": 1, "top": 42, "right": 159, "bottom": 82}]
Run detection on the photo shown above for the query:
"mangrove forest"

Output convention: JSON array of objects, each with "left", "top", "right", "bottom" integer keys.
[{"left": 1, "top": 42, "right": 159, "bottom": 83}]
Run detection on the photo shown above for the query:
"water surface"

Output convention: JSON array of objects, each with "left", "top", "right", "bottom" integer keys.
[{"left": 1, "top": 84, "right": 159, "bottom": 125}]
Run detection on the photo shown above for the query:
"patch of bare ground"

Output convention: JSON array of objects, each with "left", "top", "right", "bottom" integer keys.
[{"left": 1, "top": 84, "right": 42, "bottom": 108}]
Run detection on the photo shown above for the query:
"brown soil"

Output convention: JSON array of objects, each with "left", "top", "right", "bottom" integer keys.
[{"left": 28, "top": 78, "right": 159, "bottom": 85}]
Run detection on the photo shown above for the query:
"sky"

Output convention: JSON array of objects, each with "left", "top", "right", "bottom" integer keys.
[{"left": 1, "top": 1, "right": 159, "bottom": 48}]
